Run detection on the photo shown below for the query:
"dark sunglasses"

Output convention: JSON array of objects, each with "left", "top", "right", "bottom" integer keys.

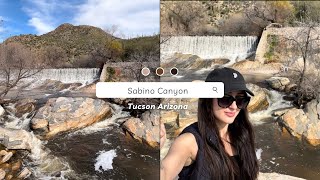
[{"left": 217, "top": 95, "right": 251, "bottom": 109}]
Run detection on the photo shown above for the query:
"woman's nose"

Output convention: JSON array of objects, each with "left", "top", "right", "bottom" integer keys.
[{"left": 228, "top": 101, "right": 238, "bottom": 110}]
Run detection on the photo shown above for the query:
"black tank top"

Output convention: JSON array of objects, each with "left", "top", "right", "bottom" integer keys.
[{"left": 178, "top": 122, "right": 241, "bottom": 180}]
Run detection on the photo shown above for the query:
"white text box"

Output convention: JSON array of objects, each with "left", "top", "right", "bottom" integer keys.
[{"left": 96, "top": 82, "right": 224, "bottom": 98}]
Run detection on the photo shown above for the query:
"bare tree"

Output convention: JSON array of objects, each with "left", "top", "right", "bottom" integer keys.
[
  {"left": 0, "top": 43, "right": 43, "bottom": 100},
  {"left": 283, "top": 25, "right": 320, "bottom": 107},
  {"left": 123, "top": 35, "right": 160, "bottom": 82},
  {"left": 245, "top": 1, "right": 295, "bottom": 28},
  {"left": 161, "top": 1, "right": 206, "bottom": 35}
]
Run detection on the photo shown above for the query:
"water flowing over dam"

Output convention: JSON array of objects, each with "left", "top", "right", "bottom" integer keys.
[
  {"left": 161, "top": 36, "right": 259, "bottom": 63},
  {"left": 0, "top": 68, "right": 101, "bottom": 83},
  {"left": 36, "top": 68, "right": 100, "bottom": 83}
]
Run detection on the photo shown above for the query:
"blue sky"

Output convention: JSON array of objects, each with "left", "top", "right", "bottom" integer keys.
[{"left": 0, "top": 0, "right": 159, "bottom": 42}]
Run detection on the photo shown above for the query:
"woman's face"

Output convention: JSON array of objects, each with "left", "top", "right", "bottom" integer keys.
[{"left": 212, "top": 91, "right": 245, "bottom": 125}]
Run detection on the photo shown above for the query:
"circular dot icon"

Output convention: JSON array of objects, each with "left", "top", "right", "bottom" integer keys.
[
  {"left": 170, "top": 67, "right": 179, "bottom": 76},
  {"left": 141, "top": 67, "right": 150, "bottom": 76},
  {"left": 156, "top": 67, "right": 164, "bottom": 76}
]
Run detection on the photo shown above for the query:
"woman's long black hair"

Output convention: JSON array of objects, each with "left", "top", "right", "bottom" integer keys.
[{"left": 197, "top": 98, "right": 259, "bottom": 180}]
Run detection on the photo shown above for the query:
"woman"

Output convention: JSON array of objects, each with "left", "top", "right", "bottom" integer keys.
[{"left": 160, "top": 67, "right": 259, "bottom": 180}]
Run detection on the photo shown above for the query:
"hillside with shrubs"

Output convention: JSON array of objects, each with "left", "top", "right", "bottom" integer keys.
[
  {"left": 161, "top": 1, "right": 320, "bottom": 36},
  {"left": 1, "top": 23, "right": 159, "bottom": 68}
]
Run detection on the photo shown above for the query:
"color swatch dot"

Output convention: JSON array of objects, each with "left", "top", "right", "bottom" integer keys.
[
  {"left": 141, "top": 67, "right": 150, "bottom": 76},
  {"left": 156, "top": 67, "right": 164, "bottom": 76},
  {"left": 170, "top": 67, "right": 179, "bottom": 76}
]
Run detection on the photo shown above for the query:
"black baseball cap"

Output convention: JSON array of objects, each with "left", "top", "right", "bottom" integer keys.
[{"left": 205, "top": 67, "right": 254, "bottom": 96}]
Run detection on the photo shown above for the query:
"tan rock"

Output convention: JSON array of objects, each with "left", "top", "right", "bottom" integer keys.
[
  {"left": 0, "top": 127, "right": 41, "bottom": 151},
  {"left": 11, "top": 160, "right": 22, "bottom": 171},
  {"left": 0, "top": 169, "right": 5, "bottom": 180},
  {"left": 17, "top": 167, "right": 31, "bottom": 179},
  {"left": 232, "top": 60, "right": 262, "bottom": 70},
  {"left": 0, "top": 163, "right": 10, "bottom": 169},
  {"left": 247, "top": 84, "right": 269, "bottom": 113},
  {"left": 304, "top": 122, "right": 320, "bottom": 146},
  {"left": 279, "top": 101, "right": 320, "bottom": 146},
  {"left": 5, "top": 174, "right": 13, "bottom": 180},
  {"left": 272, "top": 108, "right": 293, "bottom": 117},
  {"left": 280, "top": 108, "right": 308, "bottom": 136},
  {"left": 123, "top": 118, "right": 144, "bottom": 137},
  {"left": 177, "top": 117, "right": 197, "bottom": 129},
  {"left": 285, "top": 83, "right": 297, "bottom": 93},
  {"left": 123, "top": 110, "right": 160, "bottom": 148},
  {"left": 31, "top": 119, "right": 48, "bottom": 130},
  {"left": 212, "top": 58, "right": 230, "bottom": 65},
  {"left": 258, "top": 172, "right": 305, "bottom": 180},
  {"left": 14, "top": 98, "right": 36, "bottom": 118},
  {"left": 160, "top": 111, "right": 179, "bottom": 126},
  {"left": 266, "top": 77, "right": 290, "bottom": 91},
  {"left": 31, "top": 97, "right": 112, "bottom": 138},
  {"left": 145, "top": 128, "right": 159, "bottom": 148},
  {"left": 1, "top": 152, "right": 12, "bottom": 164},
  {"left": 0, "top": 150, "right": 7, "bottom": 156}
]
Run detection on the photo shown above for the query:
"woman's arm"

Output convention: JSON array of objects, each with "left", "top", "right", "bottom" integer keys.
[{"left": 160, "top": 133, "right": 198, "bottom": 180}]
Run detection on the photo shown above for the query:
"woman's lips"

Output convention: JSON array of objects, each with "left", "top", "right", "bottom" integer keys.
[{"left": 225, "top": 112, "right": 235, "bottom": 117}]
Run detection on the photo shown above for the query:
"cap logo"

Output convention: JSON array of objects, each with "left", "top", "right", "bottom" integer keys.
[{"left": 233, "top": 73, "right": 238, "bottom": 79}]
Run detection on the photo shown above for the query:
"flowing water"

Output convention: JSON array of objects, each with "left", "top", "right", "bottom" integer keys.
[
  {"left": 6, "top": 103, "right": 159, "bottom": 180},
  {"left": 32, "top": 68, "right": 101, "bottom": 83},
  {"left": 161, "top": 36, "right": 259, "bottom": 63},
  {"left": 44, "top": 125, "right": 159, "bottom": 180},
  {"left": 0, "top": 68, "right": 100, "bottom": 84}
]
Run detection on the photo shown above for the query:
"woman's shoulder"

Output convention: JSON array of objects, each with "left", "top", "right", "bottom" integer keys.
[{"left": 173, "top": 132, "right": 198, "bottom": 165}]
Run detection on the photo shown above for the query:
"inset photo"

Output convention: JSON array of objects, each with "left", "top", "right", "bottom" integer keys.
[{"left": 160, "top": 1, "right": 320, "bottom": 180}]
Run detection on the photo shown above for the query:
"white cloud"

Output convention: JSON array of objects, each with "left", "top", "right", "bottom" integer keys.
[
  {"left": 0, "top": 26, "right": 5, "bottom": 34},
  {"left": 28, "top": 17, "right": 54, "bottom": 34},
  {"left": 22, "top": 0, "right": 159, "bottom": 37},
  {"left": 23, "top": 0, "right": 77, "bottom": 35},
  {"left": 72, "top": 0, "right": 159, "bottom": 37}
]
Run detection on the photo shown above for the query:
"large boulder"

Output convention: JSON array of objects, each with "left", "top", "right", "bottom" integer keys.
[
  {"left": 31, "top": 97, "right": 112, "bottom": 138},
  {"left": 232, "top": 60, "right": 282, "bottom": 74},
  {"left": 14, "top": 99, "right": 36, "bottom": 118},
  {"left": 266, "top": 77, "right": 290, "bottom": 91},
  {"left": 247, "top": 84, "right": 269, "bottom": 113},
  {"left": 122, "top": 110, "right": 160, "bottom": 148},
  {"left": 160, "top": 110, "right": 179, "bottom": 127},
  {"left": 0, "top": 127, "right": 41, "bottom": 151},
  {"left": 279, "top": 97, "right": 320, "bottom": 146}
]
